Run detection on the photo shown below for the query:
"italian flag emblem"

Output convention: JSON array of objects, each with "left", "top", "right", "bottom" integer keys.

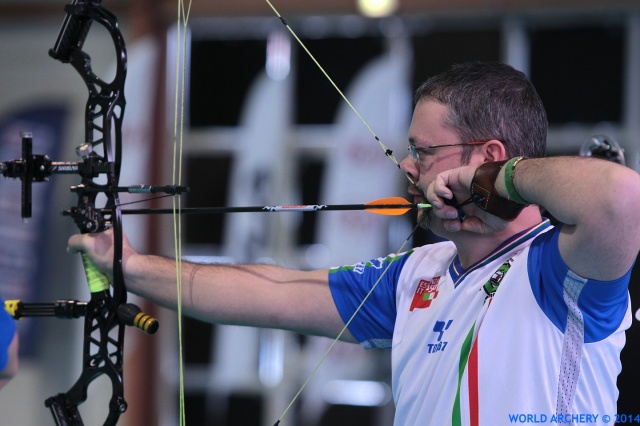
[{"left": 410, "top": 277, "right": 441, "bottom": 311}]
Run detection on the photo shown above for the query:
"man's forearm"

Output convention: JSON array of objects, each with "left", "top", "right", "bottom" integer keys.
[
  {"left": 495, "top": 156, "right": 640, "bottom": 279},
  {"left": 123, "top": 255, "right": 348, "bottom": 339},
  {"left": 496, "top": 156, "right": 638, "bottom": 226}
]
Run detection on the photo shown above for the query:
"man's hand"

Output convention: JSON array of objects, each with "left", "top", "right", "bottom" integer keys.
[
  {"left": 67, "top": 229, "right": 137, "bottom": 278},
  {"left": 426, "top": 164, "right": 511, "bottom": 234}
]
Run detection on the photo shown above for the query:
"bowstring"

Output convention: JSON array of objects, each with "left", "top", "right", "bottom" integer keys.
[
  {"left": 173, "top": 0, "right": 192, "bottom": 424},
  {"left": 264, "top": 1, "right": 426, "bottom": 424},
  {"left": 274, "top": 219, "right": 425, "bottom": 425},
  {"left": 263, "top": 0, "right": 417, "bottom": 188}
]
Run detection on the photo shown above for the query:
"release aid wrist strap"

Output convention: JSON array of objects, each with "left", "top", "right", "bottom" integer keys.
[{"left": 470, "top": 159, "right": 526, "bottom": 221}]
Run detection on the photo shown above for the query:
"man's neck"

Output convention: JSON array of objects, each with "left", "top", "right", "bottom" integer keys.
[{"left": 449, "top": 206, "right": 543, "bottom": 269}]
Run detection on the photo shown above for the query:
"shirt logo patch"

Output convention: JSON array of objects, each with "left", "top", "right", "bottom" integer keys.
[
  {"left": 410, "top": 277, "right": 441, "bottom": 311},
  {"left": 427, "top": 319, "right": 453, "bottom": 353}
]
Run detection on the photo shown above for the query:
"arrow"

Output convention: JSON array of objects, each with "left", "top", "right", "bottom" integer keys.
[{"left": 119, "top": 197, "right": 431, "bottom": 216}]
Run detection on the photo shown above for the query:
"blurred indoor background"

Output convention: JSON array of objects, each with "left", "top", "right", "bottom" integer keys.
[{"left": 0, "top": 0, "right": 639, "bottom": 425}]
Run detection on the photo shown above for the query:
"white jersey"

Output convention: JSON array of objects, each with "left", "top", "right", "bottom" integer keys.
[{"left": 329, "top": 220, "right": 632, "bottom": 426}]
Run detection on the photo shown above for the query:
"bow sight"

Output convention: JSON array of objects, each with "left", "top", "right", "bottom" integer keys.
[{"left": 1, "top": 0, "right": 187, "bottom": 424}]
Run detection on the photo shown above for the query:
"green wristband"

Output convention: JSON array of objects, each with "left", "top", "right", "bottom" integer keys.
[{"left": 504, "top": 157, "right": 530, "bottom": 205}]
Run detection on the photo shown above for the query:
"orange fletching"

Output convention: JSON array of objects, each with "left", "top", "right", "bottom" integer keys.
[{"left": 364, "top": 197, "right": 412, "bottom": 216}]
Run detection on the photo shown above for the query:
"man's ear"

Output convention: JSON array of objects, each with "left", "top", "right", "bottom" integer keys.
[{"left": 482, "top": 139, "right": 507, "bottom": 162}]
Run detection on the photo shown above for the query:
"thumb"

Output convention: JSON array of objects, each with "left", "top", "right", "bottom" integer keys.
[{"left": 67, "top": 233, "right": 86, "bottom": 254}]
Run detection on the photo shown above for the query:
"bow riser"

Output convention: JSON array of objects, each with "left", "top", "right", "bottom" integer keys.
[
  {"left": 48, "top": 3, "right": 129, "bottom": 424},
  {"left": 1, "top": 1, "right": 159, "bottom": 425}
]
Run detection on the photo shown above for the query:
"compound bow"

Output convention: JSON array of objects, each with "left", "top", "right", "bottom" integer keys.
[
  {"left": 1, "top": 1, "right": 186, "bottom": 424},
  {"left": 1, "top": 1, "right": 434, "bottom": 424}
]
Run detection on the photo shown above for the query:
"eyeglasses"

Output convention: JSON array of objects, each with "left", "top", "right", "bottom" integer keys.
[{"left": 407, "top": 141, "right": 488, "bottom": 162}]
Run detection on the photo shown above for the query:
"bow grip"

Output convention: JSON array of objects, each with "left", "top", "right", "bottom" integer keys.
[{"left": 80, "top": 252, "right": 110, "bottom": 293}]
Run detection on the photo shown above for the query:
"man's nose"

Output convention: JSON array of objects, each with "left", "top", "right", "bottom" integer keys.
[{"left": 400, "top": 155, "right": 418, "bottom": 182}]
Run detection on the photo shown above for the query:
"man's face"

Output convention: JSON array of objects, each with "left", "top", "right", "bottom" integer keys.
[
  {"left": 401, "top": 99, "right": 468, "bottom": 201},
  {"left": 400, "top": 99, "right": 483, "bottom": 234}
]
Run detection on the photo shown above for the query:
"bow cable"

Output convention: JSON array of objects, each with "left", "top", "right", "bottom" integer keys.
[{"left": 172, "top": 0, "right": 192, "bottom": 424}]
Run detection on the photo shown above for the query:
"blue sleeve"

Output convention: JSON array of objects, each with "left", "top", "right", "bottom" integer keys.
[
  {"left": 328, "top": 251, "right": 411, "bottom": 349},
  {"left": 0, "top": 297, "right": 16, "bottom": 371},
  {"left": 528, "top": 226, "right": 631, "bottom": 343}
]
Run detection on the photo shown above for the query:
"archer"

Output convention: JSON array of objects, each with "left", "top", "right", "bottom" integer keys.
[{"left": 70, "top": 62, "right": 640, "bottom": 426}]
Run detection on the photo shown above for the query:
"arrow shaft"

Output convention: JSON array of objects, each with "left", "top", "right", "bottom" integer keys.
[{"left": 120, "top": 203, "right": 423, "bottom": 215}]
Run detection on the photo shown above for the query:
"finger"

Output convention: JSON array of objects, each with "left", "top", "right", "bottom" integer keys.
[
  {"left": 427, "top": 190, "right": 459, "bottom": 220},
  {"left": 443, "top": 218, "right": 463, "bottom": 232},
  {"left": 67, "top": 233, "right": 85, "bottom": 254},
  {"left": 426, "top": 178, "right": 451, "bottom": 211},
  {"left": 432, "top": 174, "right": 455, "bottom": 202}
]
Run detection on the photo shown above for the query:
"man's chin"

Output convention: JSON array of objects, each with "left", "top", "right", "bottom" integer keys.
[
  {"left": 418, "top": 213, "right": 453, "bottom": 239},
  {"left": 417, "top": 210, "right": 433, "bottom": 231}
]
